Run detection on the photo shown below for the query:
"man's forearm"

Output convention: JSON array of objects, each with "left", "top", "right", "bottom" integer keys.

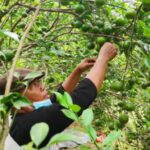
[
  {"left": 86, "top": 57, "right": 108, "bottom": 91},
  {"left": 62, "top": 67, "right": 82, "bottom": 93},
  {"left": 86, "top": 43, "right": 117, "bottom": 91}
]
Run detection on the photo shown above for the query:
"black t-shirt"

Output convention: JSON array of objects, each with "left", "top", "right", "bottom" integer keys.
[{"left": 10, "top": 78, "right": 97, "bottom": 147}]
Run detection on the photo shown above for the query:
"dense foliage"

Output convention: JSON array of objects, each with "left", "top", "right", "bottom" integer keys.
[{"left": 0, "top": 0, "right": 150, "bottom": 149}]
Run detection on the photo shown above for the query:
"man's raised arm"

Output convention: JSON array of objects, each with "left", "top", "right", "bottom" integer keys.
[
  {"left": 86, "top": 42, "right": 117, "bottom": 91},
  {"left": 62, "top": 58, "right": 96, "bottom": 93}
]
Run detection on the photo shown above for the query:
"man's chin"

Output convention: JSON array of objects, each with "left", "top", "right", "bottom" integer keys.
[{"left": 44, "top": 95, "right": 49, "bottom": 99}]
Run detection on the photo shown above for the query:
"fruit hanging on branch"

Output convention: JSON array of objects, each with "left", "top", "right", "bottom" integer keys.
[
  {"left": 125, "top": 10, "right": 136, "bottom": 19},
  {"left": 95, "top": 20, "right": 104, "bottom": 28},
  {"left": 91, "top": 26, "right": 100, "bottom": 33},
  {"left": 87, "top": 42, "right": 95, "bottom": 49},
  {"left": 110, "top": 81, "right": 124, "bottom": 91},
  {"left": 119, "top": 114, "right": 129, "bottom": 124},
  {"left": 123, "top": 103, "right": 136, "bottom": 111},
  {"left": 72, "top": 20, "right": 82, "bottom": 28},
  {"left": 97, "top": 37, "right": 107, "bottom": 45},
  {"left": 115, "top": 18, "right": 127, "bottom": 26},
  {"left": 75, "top": 4, "right": 85, "bottom": 14},
  {"left": 142, "top": 0, "right": 150, "bottom": 12},
  {"left": 95, "top": 0, "right": 105, "bottom": 7},
  {"left": 61, "top": 0, "right": 70, "bottom": 6},
  {"left": 81, "top": 23, "right": 91, "bottom": 32}
]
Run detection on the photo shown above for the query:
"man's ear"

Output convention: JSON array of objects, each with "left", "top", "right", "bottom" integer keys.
[{"left": 21, "top": 85, "right": 31, "bottom": 97}]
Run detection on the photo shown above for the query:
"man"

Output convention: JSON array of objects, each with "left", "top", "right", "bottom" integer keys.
[{"left": 0, "top": 42, "right": 117, "bottom": 148}]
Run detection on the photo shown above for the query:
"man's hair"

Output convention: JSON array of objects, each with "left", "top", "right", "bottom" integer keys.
[{"left": 0, "top": 69, "right": 45, "bottom": 95}]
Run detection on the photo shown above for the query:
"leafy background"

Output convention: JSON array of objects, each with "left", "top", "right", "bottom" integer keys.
[{"left": 0, "top": 0, "right": 150, "bottom": 149}]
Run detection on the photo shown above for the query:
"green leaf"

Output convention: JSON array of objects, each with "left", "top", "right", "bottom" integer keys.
[
  {"left": 103, "top": 130, "right": 122, "bottom": 146},
  {"left": 0, "top": 30, "right": 19, "bottom": 42},
  {"left": 13, "top": 97, "right": 31, "bottom": 109},
  {"left": 69, "top": 104, "right": 81, "bottom": 113},
  {"left": 63, "top": 92, "right": 73, "bottom": 105},
  {"left": 54, "top": 92, "right": 74, "bottom": 109},
  {"left": 24, "top": 71, "right": 43, "bottom": 80},
  {"left": 33, "top": 0, "right": 40, "bottom": 5},
  {"left": 30, "top": 122, "right": 49, "bottom": 147},
  {"left": 0, "top": 93, "right": 31, "bottom": 110},
  {"left": 143, "top": 26, "right": 150, "bottom": 38},
  {"left": 104, "top": 146, "right": 112, "bottom": 150},
  {"left": 86, "top": 125, "right": 97, "bottom": 140},
  {"left": 0, "top": 104, "right": 7, "bottom": 117},
  {"left": 61, "top": 109, "right": 78, "bottom": 121},
  {"left": 81, "top": 108, "right": 94, "bottom": 126},
  {"left": 21, "top": 142, "right": 36, "bottom": 150},
  {"left": 144, "top": 56, "right": 150, "bottom": 70},
  {"left": 0, "top": 51, "right": 6, "bottom": 60},
  {"left": 54, "top": 92, "right": 68, "bottom": 108},
  {"left": 48, "top": 133, "right": 78, "bottom": 146}
]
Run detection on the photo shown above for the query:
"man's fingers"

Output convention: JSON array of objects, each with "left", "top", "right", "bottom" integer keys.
[
  {"left": 18, "top": 106, "right": 34, "bottom": 113},
  {"left": 23, "top": 106, "right": 34, "bottom": 112},
  {"left": 86, "top": 62, "right": 95, "bottom": 68},
  {"left": 84, "top": 58, "right": 96, "bottom": 63},
  {"left": 18, "top": 109, "right": 26, "bottom": 113}
]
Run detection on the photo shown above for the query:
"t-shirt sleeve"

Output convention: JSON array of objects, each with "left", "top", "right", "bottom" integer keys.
[
  {"left": 70, "top": 78, "right": 97, "bottom": 111},
  {"left": 51, "top": 78, "right": 97, "bottom": 110}
]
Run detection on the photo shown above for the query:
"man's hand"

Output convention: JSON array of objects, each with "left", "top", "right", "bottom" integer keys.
[
  {"left": 62, "top": 58, "right": 95, "bottom": 93},
  {"left": 13, "top": 106, "right": 34, "bottom": 113},
  {"left": 98, "top": 42, "right": 117, "bottom": 62},
  {"left": 86, "top": 42, "right": 117, "bottom": 91},
  {"left": 76, "top": 58, "right": 96, "bottom": 73}
]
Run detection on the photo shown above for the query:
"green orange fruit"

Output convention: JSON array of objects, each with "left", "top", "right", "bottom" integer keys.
[
  {"left": 104, "top": 26, "right": 112, "bottom": 34},
  {"left": 75, "top": 4, "right": 85, "bottom": 14},
  {"left": 119, "top": 114, "right": 129, "bottom": 124},
  {"left": 97, "top": 37, "right": 107, "bottom": 45},
  {"left": 111, "top": 81, "right": 123, "bottom": 91},
  {"left": 115, "top": 18, "right": 127, "bottom": 26},
  {"left": 18, "top": 23, "right": 26, "bottom": 28},
  {"left": 22, "top": 13, "right": 27, "bottom": 17},
  {"left": 142, "top": 0, "right": 150, "bottom": 11},
  {"left": 115, "top": 120, "right": 125, "bottom": 129},
  {"left": 124, "top": 103, "right": 136, "bottom": 111},
  {"left": 81, "top": 24, "right": 91, "bottom": 32},
  {"left": 41, "top": 27, "right": 47, "bottom": 32},
  {"left": 61, "top": 0, "right": 69, "bottom": 5},
  {"left": 95, "top": 119, "right": 103, "bottom": 126},
  {"left": 72, "top": 20, "right": 82, "bottom": 28},
  {"left": 142, "top": 0, "right": 150, "bottom": 5},
  {"left": 125, "top": 10, "right": 136, "bottom": 19},
  {"left": 87, "top": 42, "right": 95, "bottom": 49},
  {"left": 96, "top": 20, "right": 104, "bottom": 27},
  {"left": 118, "top": 102, "right": 125, "bottom": 108},
  {"left": 95, "top": 0, "right": 105, "bottom": 7},
  {"left": 91, "top": 26, "right": 100, "bottom": 33},
  {"left": 109, "top": 123, "right": 115, "bottom": 130}
]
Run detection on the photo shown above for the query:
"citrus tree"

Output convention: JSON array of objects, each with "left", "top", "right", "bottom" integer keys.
[{"left": 0, "top": 0, "right": 150, "bottom": 149}]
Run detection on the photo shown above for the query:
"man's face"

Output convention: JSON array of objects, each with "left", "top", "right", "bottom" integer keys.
[{"left": 22, "top": 79, "right": 49, "bottom": 102}]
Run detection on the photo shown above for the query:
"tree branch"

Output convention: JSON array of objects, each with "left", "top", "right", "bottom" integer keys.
[
  {"left": 17, "top": 2, "right": 78, "bottom": 17},
  {"left": 0, "top": 2, "right": 41, "bottom": 150}
]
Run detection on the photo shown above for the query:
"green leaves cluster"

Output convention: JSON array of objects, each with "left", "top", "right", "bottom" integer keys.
[{"left": 0, "top": 93, "right": 31, "bottom": 118}]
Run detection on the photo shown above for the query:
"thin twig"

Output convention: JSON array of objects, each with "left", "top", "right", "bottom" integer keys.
[
  {"left": 17, "top": 2, "right": 78, "bottom": 17},
  {"left": 0, "top": 3, "right": 41, "bottom": 150}
]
